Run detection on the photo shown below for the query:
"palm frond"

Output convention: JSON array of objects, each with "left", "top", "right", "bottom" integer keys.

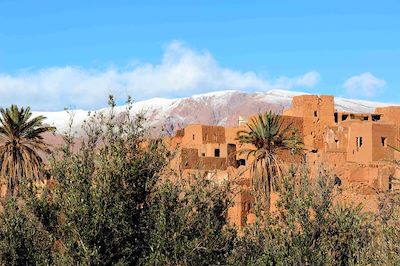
[
  {"left": 236, "top": 111, "right": 304, "bottom": 215},
  {"left": 0, "top": 104, "right": 55, "bottom": 196}
]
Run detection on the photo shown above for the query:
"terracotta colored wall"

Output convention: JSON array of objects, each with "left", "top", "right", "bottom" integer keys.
[
  {"left": 202, "top": 125, "right": 226, "bottom": 144},
  {"left": 376, "top": 106, "right": 400, "bottom": 126},
  {"left": 347, "top": 123, "right": 373, "bottom": 163},
  {"left": 371, "top": 123, "right": 396, "bottom": 161},
  {"left": 283, "top": 95, "right": 334, "bottom": 151},
  {"left": 325, "top": 125, "right": 349, "bottom": 152},
  {"left": 180, "top": 147, "right": 227, "bottom": 171}
]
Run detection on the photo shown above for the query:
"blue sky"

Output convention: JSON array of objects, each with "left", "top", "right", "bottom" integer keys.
[{"left": 0, "top": 0, "right": 399, "bottom": 110}]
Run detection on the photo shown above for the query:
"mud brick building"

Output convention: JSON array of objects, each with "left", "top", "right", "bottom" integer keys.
[{"left": 167, "top": 94, "right": 400, "bottom": 227}]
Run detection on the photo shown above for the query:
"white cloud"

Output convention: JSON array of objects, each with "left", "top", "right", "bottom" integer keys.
[
  {"left": 0, "top": 41, "right": 320, "bottom": 110},
  {"left": 274, "top": 71, "right": 320, "bottom": 89},
  {"left": 343, "top": 72, "right": 386, "bottom": 98}
]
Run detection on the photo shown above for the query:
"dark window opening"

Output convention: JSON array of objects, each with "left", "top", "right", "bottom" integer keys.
[
  {"left": 389, "top": 176, "right": 393, "bottom": 191},
  {"left": 201, "top": 153, "right": 205, "bottom": 157},
  {"left": 335, "top": 139, "right": 340, "bottom": 148},
  {"left": 356, "top": 137, "right": 363, "bottom": 148},
  {"left": 192, "top": 134, "right": 195, "bottom": 140},
  {"left": 342, "top": 114, "right": 349, "bottom": 121},
  {"left": 334, "top": 112, "right": 338, "bottom": 123},
  {"left": 237, "top": 159, "right": 246, "bottom": 167},
  {"left": 314, "top": 111, "right": 318, "bottom": 117},
  {"left": 214, "top": 148, "right": 220, "bottom": 157},
  {"left": 372, "top": 114, "right": 381, "bottom": 121},
  {"left": 334, "top": 175, "right": 342, "bottom": 186},
  {"left": 363, "top": 116, "right": 369, "bottom": 121},
  {"left": 381, "top": 137, "right": 387, "bottom": 147}
]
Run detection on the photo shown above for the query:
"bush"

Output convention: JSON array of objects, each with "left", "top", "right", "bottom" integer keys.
[
  {"left": 229, "top": 166, "right": 377, "bottom": 265},
  {"left": 0, "top": 197, "right": 53, "bottom": 265},
  {"left": 45, "top": 97, "right": 171, "bottom": 264},
  {"left": 1, "top": 97, "right": 399, "bottom": 265},
  {"left": 141, "top": 176, "right": 236, "bottom": 265}
]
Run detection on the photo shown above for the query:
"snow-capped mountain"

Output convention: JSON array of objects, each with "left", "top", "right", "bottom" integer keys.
[{"left": 33, "top": 89, "right": 398, "bottom": 135}]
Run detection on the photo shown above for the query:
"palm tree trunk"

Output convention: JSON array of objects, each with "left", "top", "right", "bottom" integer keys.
[{"left": 263, "top": 173, "right": 271, "bottom": 222}]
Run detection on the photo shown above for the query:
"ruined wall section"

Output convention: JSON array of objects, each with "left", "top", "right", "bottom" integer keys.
[
  {"left": 325, "top": 125, "right": 349, "bottom": 153},
  {"left": 376, "top": 106, "right": 400, "bottom": 126},
  {"left": 283, "top": 95, "right": 334, "bottom": 152}
]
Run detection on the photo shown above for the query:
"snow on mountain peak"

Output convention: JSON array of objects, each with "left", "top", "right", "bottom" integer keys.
[{"left": 31, "top": 89, "right": 398, "bottom": 134}]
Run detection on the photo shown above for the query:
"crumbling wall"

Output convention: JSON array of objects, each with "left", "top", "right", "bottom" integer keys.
[
  {"left": 376, "top": 106, "right": 400, "bottom": 126},
  {"left": 325, "top": 125, "right": 348, "bottom": 152},
  {"left": 283, "top": 95, "right": 334, "bottom": 152}
]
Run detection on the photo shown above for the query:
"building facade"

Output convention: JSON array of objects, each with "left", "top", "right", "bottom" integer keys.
[{"left": 167, "top": 94, "right": 400, "bottom": 227}]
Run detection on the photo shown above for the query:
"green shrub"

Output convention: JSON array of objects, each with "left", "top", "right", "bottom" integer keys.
[
  {"left": 0, "top": 197, "right": 53, "bottom": 265},
  {"left": 141, "top": 176, "right": 236, "bottom": 266},
  {"left": 47, "top": 97, "right": 171, "bottom": 264},
  {"left": 229, "top": 166, "right": 377, "bottom": 266}
]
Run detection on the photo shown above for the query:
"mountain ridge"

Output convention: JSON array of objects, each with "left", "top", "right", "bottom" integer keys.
[{"left": 32, "top": 89, "right": 399, "bottom": 134}]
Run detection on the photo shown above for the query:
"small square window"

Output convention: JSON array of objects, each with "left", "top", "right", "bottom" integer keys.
[
  {"left": 214, "top": 149, "right": 220, "bottom": 157},
  {"left": 237, "top": 159, "right": 246, "bottom": 167}
]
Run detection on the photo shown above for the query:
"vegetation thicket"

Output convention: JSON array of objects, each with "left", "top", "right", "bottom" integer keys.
[{"left": 0, "top": 100, "right": 399, "bottom": 265}]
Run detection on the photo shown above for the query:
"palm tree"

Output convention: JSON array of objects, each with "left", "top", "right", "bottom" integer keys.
[
  {"left": 236, "top": 111, "right": 303, "bottom": 218},
  {"left": 0, "top": 105, "right": 55, "bottom": 196}
]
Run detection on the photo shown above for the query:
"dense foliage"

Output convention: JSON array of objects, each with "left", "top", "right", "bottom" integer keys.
[{"left": 0, "top": 101, "right": 400, "bottom": 265}]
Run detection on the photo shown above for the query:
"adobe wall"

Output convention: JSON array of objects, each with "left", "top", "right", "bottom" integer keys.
[
  {"left": 180, "top": 124, "right": 204, "bottom": 148},
  {"left": 376, "top": 106, "right": 400, "bottom": 126},
  {"left": 346, "top": 123, "right": 373, "bottom": 163},
  {"left": 371, "top": 123, "right": 396, "bottom": 161},
  {"left": 202, "top": 125, "right": 225, "bottom": 144},
  {"left": 283, "top": 95, "right": 335, "bottom": 151},
  {"left": 283, "top": 95, "right": 334, "bottom": 123},
  {"left": 325, "top": 125, "right": 349, "bottom": 153},
  {"left": 180, "top": 148, "right": 227, "bottom": 171}
]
